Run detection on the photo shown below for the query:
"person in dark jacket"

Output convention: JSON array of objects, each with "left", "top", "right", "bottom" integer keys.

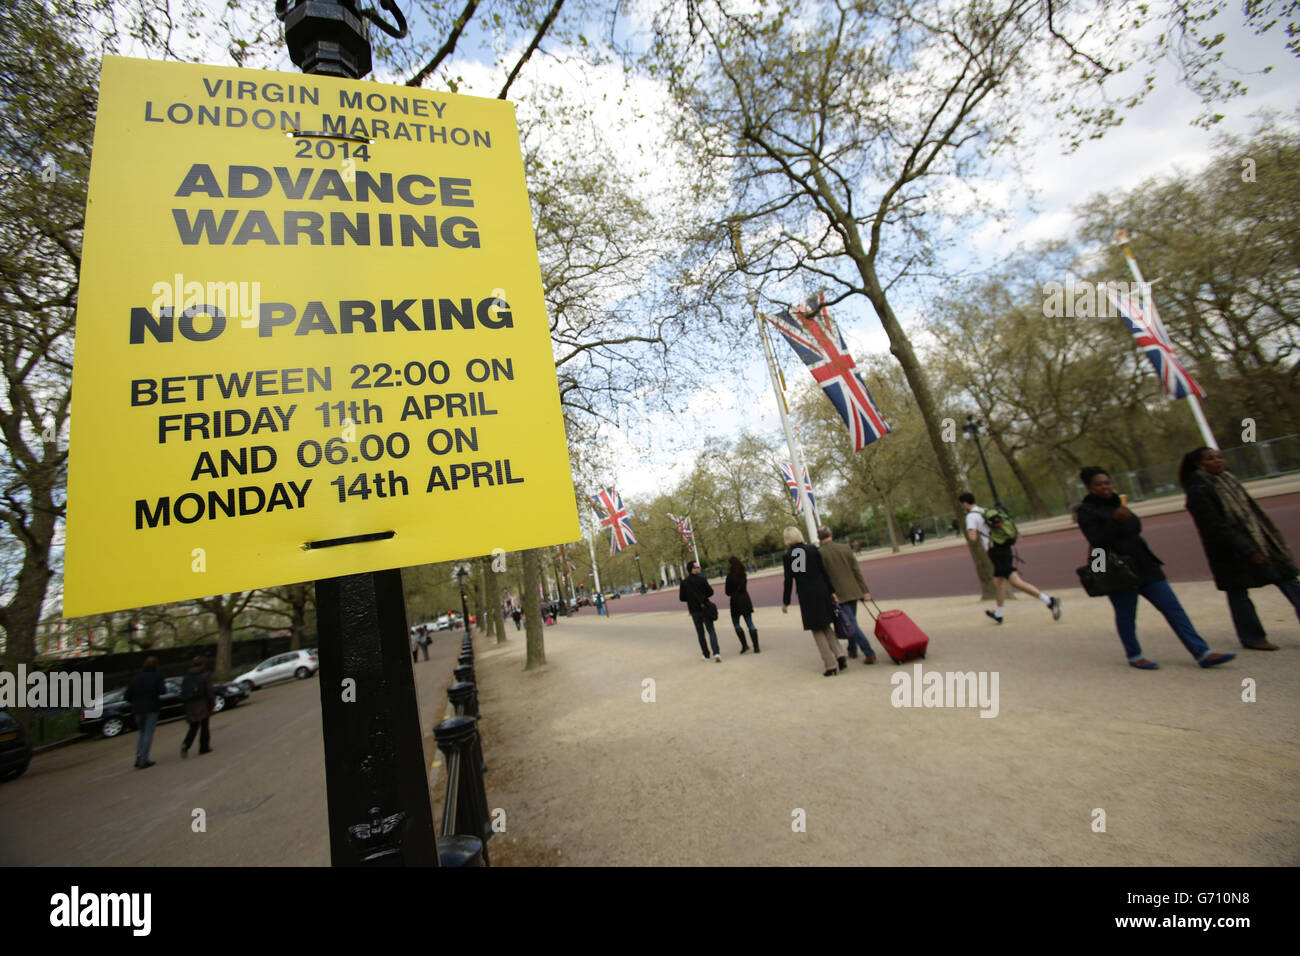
[
  {"left": 724, "top": 556, "right": 759, "bottom": 654},
  {"left": 679, "top": 561, "right": 722, "bottom": 661},
  {"left": 123, "top": 656, "right": 167, "bottom": 768},
  {"left": 1181, "top": 446, "right": 1299, "bottom": 650},
  {"left": 780, "top": 526, "right": 845, "bottom": 676},
  {"left": 180, "top": 657, "right": 216, "bottom": 758},
  {"left": 1076, "top": 466, "right": 1235, "bottom": 670},
  {"left": 817, "top": 526, "right": 876, "bottom": 663}
]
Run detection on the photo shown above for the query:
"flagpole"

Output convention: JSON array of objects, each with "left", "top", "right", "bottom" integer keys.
[
  {"left": 751, "top": 291, "right": 820, "bottom": 544},
  {"left": 586, "top": 513, "right": 604, "bottom": 598},
  {"left": 1119, "top": 242, "right": 1218, "bottom": 450}
]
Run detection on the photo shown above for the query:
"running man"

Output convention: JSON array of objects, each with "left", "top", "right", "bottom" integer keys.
[{"left": 960, "top": 492, "right": 1061, "bottom": 625}]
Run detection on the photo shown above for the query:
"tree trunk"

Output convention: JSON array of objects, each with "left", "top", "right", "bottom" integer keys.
[
  {"left": 0, "top": 484, "right": 57, "bottom": 673},
  {"left": 485, "top": 555, "right": 505, "bottom": 644},
  {"left": 290, "top": 592, "right": 307, "bottom": 650},
  {"left": 522, "top": 548, "right": 546, "bottom": 670},
  {"left": 215, "top": 610, "right": 234, "bottom": 682},
  {"left": 989, "top": 430, "right": 1050, "bottom": 519},
  {"left": 880, "top": 490, "right": 901, "bottom": 554},
  {"left": 812, "top": 167, "right": 995, "bottom": 598},
  {"left": 1047, "top": 451, "right": 1078, "bottom": 510}
]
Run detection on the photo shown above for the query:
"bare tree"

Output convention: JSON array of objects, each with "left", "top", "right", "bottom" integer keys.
[
  {"left": 0, "top": 1, "right": 95, "bottom": 670},
  {"left": 638, "top": 0, "right": 1180, "bottom": 597}
]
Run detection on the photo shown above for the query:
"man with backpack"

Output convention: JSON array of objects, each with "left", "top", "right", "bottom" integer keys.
[
  {"left": 179, "top": 657, "right": 216, "bottom": 758},
  {"left": 960, "top": 492, "right": 1061, "bottom": 625}
]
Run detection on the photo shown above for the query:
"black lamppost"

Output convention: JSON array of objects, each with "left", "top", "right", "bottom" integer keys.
[
  {"left": 633, "top": 552, "right": 646, "bottom": 593},
  {"left": 277, "top": 0, "right": 445, "bottom": 868},
  {"left": 453, "top": 564, "right": 472, "bottom": 640},
  {"left": 276, "top": 0, "right": 407, "bottom": 79},
  {"left": 962, "top": 413, "right": 1004, "bottom": 510}
]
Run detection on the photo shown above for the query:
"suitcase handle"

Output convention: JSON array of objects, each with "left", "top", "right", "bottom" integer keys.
[{"left": 862, "top": 598, "right": 883, "bottom": 622}]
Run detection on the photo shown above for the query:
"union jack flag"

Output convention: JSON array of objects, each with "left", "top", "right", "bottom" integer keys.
[
  {"left": 591, "top": 485, "right": 636, "bottom": 554},
  {"left": 767, "top": 294, "right": 891, "bottom": 451},
  {"left": 667, "top": 513, "right": 693, "bottom": 546},
  {"left": 1105, "top": 286, "right": 1205, "bottom": 400},
  {"left": 779, "top": 462, "right": 816, "bottom": 516}
]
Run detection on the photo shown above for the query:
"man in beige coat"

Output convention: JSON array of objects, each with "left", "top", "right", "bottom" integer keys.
[{"left": 817, "top": 526, "right": 877, "bottom": 664}]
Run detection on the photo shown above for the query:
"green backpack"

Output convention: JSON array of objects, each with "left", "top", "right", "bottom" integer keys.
[{"left": 983, "top": 507, "right": 1018, "bottom": 546}]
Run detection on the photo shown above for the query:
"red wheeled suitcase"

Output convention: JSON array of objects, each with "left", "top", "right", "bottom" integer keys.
[{"left": 865, "top": 600, "right": 928, "bottom": 664}]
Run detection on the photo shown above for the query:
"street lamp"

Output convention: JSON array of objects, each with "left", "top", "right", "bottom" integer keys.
[
  {"left": 633, "top": 552, "right": 646, "bottom": 593},
  {"left": 276, "top": 0, "right": 407, "bottom": 79},
  {"left": 962, "top": 413, "right": 1004, "bottom": 510},
  {"left": 451, "top": 563, "right": 472, "bottom": 639}
]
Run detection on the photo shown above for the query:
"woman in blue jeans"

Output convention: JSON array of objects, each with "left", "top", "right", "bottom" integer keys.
[{"left": 1076, "top": 466, "right": 1236, "bottom": 670}]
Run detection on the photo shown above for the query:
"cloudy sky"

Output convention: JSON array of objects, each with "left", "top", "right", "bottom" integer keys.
[
  {"left": 102, "top": 2, "right": 1299, "bottom": 504},
  {"left": 587, "top": 17, "right": 1300, "bottom": 501}
]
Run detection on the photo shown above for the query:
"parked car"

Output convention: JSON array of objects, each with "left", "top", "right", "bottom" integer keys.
[
  {"left": 232, "top": 649, "right": 318, "bottom": 692},
  {"left": 0, "top": 710, "right": 32, "bottom": 781},
  {"left": 78, "top": 678, "right": 248, "bottom": 738}
]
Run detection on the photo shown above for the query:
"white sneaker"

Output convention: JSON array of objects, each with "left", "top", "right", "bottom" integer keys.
[
  {"left": 702, "top": 655, "right": 711, "bottom": 662},
  {"left": 713, "top": 654, "right": 721, "bottom": 662}
]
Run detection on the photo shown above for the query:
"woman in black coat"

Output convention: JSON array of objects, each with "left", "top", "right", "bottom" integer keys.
[
  {"left": 1076, "top": 465, "right": 1234, "bottom": 670},
  {"left": 679, "top": 561, "right": 722, "bottom": 662},
  {"left": 724, "top": 555, "right": 758, "bottom": 654},
  {"left": 1181, "top": 446, "right": 1299, "bottom": 650},
  {"left": 780, "top": 526, "right": 844, "bottom": 676}
]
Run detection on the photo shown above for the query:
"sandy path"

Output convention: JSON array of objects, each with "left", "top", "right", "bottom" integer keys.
[{"left": 470, "top": 582, "right": 1299, "bottom": 866}]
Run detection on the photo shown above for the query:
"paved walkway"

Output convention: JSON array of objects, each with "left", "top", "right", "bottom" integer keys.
[{"left": 477, "top": 582, "right": 1299, "bottom": 866}]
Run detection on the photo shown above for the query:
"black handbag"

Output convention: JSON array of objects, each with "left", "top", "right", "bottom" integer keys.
[
  {"left": 705, "top": 599, "right": 719, "bottom": 621},
  {"left": 832, "top": 602, "right": 854, "bottom": 639},
  {"left": 1076, "top": 550, "right": 1140, "bottom": 596}
]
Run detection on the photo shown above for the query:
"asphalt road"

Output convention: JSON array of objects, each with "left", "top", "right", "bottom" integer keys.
[
  {"left": 612, "top": 492, "right": 1300, "bottom": 612},
  {"left": 0, "top": 631, "right": 462, "bottom": 866}
]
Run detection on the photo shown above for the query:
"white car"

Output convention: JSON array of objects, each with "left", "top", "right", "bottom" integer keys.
[{"left": 233, "top": 649, "right": 318, "bottom": 692}]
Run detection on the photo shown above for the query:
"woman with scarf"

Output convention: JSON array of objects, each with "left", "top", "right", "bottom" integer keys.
[
  {"left": 781, "top": 526, "right": 844, "bottom": 677},
  {"left": 1076, "top": 465, "right": 1235, "bottom": 670},
  {"left": 1181, "top": 446, "right": 1299, "bottom": 650}
]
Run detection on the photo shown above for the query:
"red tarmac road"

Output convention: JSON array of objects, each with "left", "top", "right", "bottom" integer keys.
[{"left": 613, "top": 493, "right": 1300, "bottom": 611}]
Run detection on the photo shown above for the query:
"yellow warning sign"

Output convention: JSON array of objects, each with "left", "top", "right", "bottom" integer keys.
[{"left": 64, "top": 56, "right": 577, "bottom": 617}]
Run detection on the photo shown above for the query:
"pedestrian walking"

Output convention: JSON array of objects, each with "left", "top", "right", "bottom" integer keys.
[
  {"left": 179, "top": 656, "right": 216, "bottom": 758},
  {"left": 1076, "top": 465, "right": 1236, "bottom": 670},
  {"left": 816, "top": 526, "right": 876, "bottom": 664},
  {"left": 1181, "top": 446, "right": 1299, "bottom": 650},
  {"left": 960, "top": 492, "right": 1061, "bottom": 625},
  {"left": 679, "top": 560, "right": 722, "bottom": 661},
  {"left": 723, "top": 556, "right": 759, "bottom": 653},
  {"left": 123, "top": 656, "right": 167, "bottom": 769},
  {"left": 511, "top": 607, "right": 523, "bottom": 630},
  {"left": 781, "top": 527, "right": 844, "bottom": 676}
]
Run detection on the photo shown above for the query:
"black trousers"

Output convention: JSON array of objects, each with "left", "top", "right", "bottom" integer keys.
[
  {"left": 692, "top": 616, "right": 720, "bottom": 656},
  {"left": 183, "top": 718, "right": 210, "bottom": 752}
]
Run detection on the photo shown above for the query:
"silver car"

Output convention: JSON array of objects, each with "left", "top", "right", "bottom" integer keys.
[{"left": 233, "top": 649, "right": 318, "bottom": 692}]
